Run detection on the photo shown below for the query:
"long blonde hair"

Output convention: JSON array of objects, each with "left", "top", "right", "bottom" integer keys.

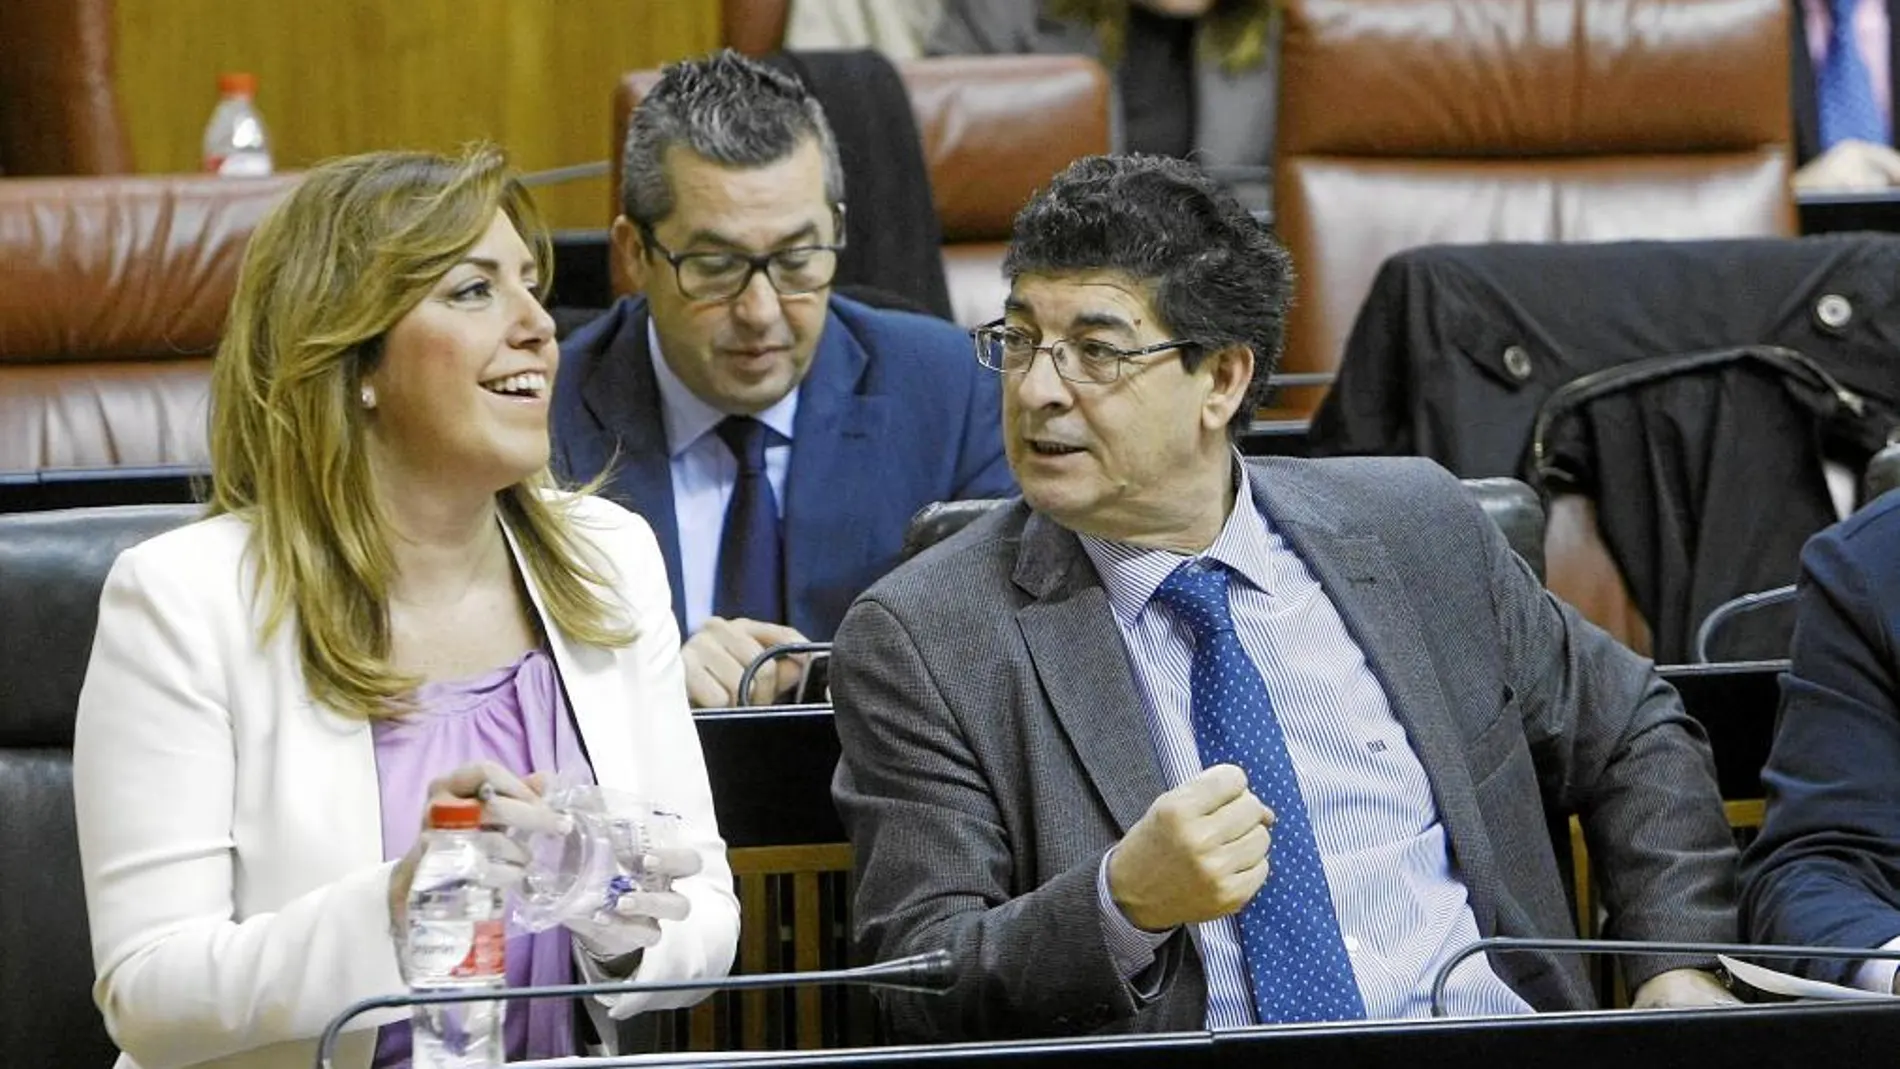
[
  {"left": 209, "top": 145, "right": 634, "bottom": 720},
  {"left": 1049, "top": 0, "right": 1277, "bottom": 74}
]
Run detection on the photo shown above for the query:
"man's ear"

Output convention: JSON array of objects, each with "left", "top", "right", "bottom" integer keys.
[
  {"left": 610, "top": 215, "right": 651, "bottom": 296},
  {"left": 1203, "top": 343, "right": 1256, "bottom": 432}
]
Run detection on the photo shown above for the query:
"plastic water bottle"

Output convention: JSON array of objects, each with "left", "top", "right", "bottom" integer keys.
[
  {"left": 404, "top": 798, "right": 505, "bottom": 1069},
  {"left": 202, "top": 72, "right": 273, "bottom": 177}
]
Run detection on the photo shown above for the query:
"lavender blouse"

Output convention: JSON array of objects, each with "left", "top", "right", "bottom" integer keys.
[{"left": 370, "top": 648, "right": 596, "bottom": 1068}]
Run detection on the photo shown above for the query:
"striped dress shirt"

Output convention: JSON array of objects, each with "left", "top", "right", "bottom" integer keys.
[{"left": 1081, "top": 463, "right": 1531, "bottom": 1026}]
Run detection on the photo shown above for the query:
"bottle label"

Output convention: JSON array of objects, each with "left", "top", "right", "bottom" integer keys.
[
  {"left": 407, "top": 917, "right": 505, "bottom": 982},
  {"left": 205, "top": 152, "right": 272, "bottom": 177}
]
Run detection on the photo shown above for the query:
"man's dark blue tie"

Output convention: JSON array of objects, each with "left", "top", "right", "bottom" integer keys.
[
  {"left": 1819, "top": 0, "right": 1889, "bottom": 149},
  {"left": 711, "top": 416, "right": 784, "bottom": 624},
  {"left": 1151, "top": 559, "right": 1366, "bottom": 1024}
]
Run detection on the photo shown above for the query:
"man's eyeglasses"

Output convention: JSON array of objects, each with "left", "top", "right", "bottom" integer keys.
[
  {"left": 972, "top": 319, "right": 1201, "bottom": 385},
  {"left": 640, "top": 223, "right": 846, "bottom": 302}
]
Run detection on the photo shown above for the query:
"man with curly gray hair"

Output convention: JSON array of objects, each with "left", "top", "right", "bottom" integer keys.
[{"left": 831, "top": 153, "right": 1740, "bottom": 1041}]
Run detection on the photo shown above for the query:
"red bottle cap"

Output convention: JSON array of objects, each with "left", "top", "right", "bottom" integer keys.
[
  {"left": 218, "top": 72, "right": 257, "bottom": 98},
  {"left": 428, "top": 798, "right": 483, "bottom": 830}
]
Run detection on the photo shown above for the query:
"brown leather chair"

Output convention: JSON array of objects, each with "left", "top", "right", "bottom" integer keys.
[
  {"left": 721, "top": 0, "right": 791, "bottom": 56},
  {"left": 610, "top": 55, "right": 1111, "bottom": 327},
  {"left": 0, "top": 174, "right": 298, "bottom": 471},
  {"left": 1273, "top": 0, "right": 1797, "bottom": 423},
  {"left": 1274, "top": 0, "right": 1798, "bottom": 655},
  {"left": 0, "top": 0, "right": 133, "bottom": 175}
]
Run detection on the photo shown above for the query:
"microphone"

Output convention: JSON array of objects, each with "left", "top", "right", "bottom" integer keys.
[
  {"left": 313, "top": 949, "right": 952, "bottom": 1069},
  {"left": 1430, "top": 937, "right": 1900, "bottom": 1017}
]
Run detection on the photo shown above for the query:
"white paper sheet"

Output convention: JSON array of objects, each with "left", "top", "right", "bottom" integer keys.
[{"left": 1719, "top": 954, "right": 1897, "bottom": 1001}]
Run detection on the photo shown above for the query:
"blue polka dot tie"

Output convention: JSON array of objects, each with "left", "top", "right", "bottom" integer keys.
[
  {"left": 1152, "top": 560, "right": 1366, "bottom": 1024},
  {"left": 1819, "top": 0, "right": 1889, "bottom": 149}
]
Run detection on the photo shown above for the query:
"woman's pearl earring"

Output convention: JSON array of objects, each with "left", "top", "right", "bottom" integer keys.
[{"left": 360, "top": 384, "right": 377, "bottom": 409}]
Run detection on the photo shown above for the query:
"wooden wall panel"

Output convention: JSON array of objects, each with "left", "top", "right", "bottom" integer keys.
[{"left": 114, "top": 0, "right": 721, "bottom": 229}]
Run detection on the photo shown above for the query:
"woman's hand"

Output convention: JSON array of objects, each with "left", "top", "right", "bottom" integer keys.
[
  {"left": 564, "top": 847, "right": 704, "bottom": 971},
  {"left": 386, "top": 761, "right": 559, "bottom": 927}
]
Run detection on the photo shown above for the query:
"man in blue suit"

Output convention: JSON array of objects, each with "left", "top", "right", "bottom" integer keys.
[
  {"left": 552, "top": 50, "right": 1014, "bottom": 708},
  {"left": 1742, "top": 489, "right": 1900, "bottom": 990}
]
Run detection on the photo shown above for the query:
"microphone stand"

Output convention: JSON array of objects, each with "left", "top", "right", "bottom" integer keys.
[
  {"left": 1430, "top": 937, "right": 1900, "bottom": 1017},
  {"left": 313, "top": 949, "right": 951, "bottom": 1069}
]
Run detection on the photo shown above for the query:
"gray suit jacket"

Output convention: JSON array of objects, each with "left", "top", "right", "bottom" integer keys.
[{"left": 831, "top": 456, "right": 1737, "bottom": 1041}]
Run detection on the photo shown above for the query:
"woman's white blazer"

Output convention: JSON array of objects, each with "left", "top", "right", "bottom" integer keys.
[{"left": 73, "top": 494, "right": 740, "bottom": 1069}]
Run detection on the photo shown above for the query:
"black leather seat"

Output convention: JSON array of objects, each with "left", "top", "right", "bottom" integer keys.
[
  {"left": 0, "top": 503, "right": 200, "bottom": 1068},
  {"left": 1463, "top": 477, "right": 1547, "bottom": 582}
]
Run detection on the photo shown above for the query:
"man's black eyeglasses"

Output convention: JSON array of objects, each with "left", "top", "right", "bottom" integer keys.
[
  {"left": 640, "top": 219, "right": 847, "bottom": 302},
  {"left": 972, "top": 319, "right": 1200, "bottom": 385}
]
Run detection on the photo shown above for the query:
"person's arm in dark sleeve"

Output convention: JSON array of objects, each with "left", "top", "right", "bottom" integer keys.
[{"left": 1742, "top": 519, "right": 1900, "bottom": 986}]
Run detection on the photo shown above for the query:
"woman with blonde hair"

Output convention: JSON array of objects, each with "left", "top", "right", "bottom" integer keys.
[{"left": 72, "top": 146, "right": 738, "bottom": 1069}]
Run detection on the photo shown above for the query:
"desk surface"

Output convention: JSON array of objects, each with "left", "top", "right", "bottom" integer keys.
[
  {"left": 1798, "top": 189, "right": 1900, "bottom": 234},
  {"left": 695, "top": 704, "right": 844, "bottom": 848},
  {"left": 528, "top": 1000, "right": 1900, "bottom": 1068}
]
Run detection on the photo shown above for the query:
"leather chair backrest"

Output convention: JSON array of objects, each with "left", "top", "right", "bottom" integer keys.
[
  {"left": 902, "top": 477, "right": 1547, "bottom": 578},
  {"left": 1866, "top": 441, "right": 1900, "bottom": 503},
  {"left": 0, "top": 503, "right": 202, "bottom": 1068},
  {"left": 902, "top": 497, "right": 1011, "bottom": 561},
  {"left": 722, "top": 0, "right": 791, "bottom": 57},
  {"left": 610, "top": 55, "right": 1111, "bottom": 327},
  {"left": 0, "top": 0, "right": 132, "bottom": 175},
  {"left": 0, "top": 174, "right": 298, "bottom": 471},
  {"left": 1463, "top": 477, "right": 1546, "bottom": 583},
  {"left": 1272, "top": 0, "right": 1797, "bottom": 421}
]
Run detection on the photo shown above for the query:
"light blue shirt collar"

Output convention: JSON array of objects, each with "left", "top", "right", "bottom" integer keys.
[
  {"left": 1080, "top": 456, "right": 1278, "bottom": 629},
  {"left": 646, "top": 317, "right": 799, "bottom": 459}
]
